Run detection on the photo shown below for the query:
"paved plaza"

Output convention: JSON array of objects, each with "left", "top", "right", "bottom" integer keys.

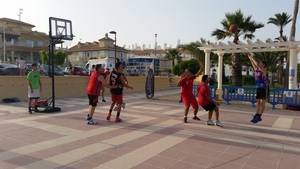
[{"left": 0, "top": 90, "right": 300, "bottom": 169}]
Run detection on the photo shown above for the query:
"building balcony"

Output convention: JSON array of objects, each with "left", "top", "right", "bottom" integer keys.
[{"left": 0, "top": 40, "right": 48, "bottom": 48}]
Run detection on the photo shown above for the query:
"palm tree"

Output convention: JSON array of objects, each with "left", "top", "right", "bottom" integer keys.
[
  {"left": 268, "top": 12, "right": 292, "bottom": 41},
  {"left": 268, "top": 12, "right": 292, "bottom": 86},
  {"left": 290, "top": 0, "right": 299, "bottom": 41},
  {"left": 212, "top": 9, "right": 264, "bottom": 86},
  {"left": 284, "top": 0, "right": 299, "bottom": 87},
  {"left": 165, "top": 49, "right": 181, "bottom": 71}
]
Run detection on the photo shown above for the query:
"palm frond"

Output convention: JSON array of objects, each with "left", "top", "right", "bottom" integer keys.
[{"left": 212, "top": 29, "right": 230, "bottom": 40}]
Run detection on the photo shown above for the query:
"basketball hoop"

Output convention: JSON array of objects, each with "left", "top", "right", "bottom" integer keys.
[
  {"left": 43, "top": 17, "right": 74, "bottom": 113},
  {"left": 49, "top": 17, "right": 73, "bottom": 41}
]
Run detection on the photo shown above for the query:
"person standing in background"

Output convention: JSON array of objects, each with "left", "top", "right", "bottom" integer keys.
[
  {"left": 27, "top": 63, "right": 41, "bottom": 114},
  {"left": 17, "top": 57, "right": 26, "bottom": 76},
  {"left": 101, "top": 68, "right": 111, "bottom": 102}
]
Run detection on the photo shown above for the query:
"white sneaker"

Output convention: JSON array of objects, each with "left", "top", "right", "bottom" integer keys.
[
  {"left": 87, "top": 119, "right": 97, "bottom": 125},
  {"left": 216, "top": 120, "right": 224, "bottom": 127},
  {"left": 207, "top": 120, "right": 215, "bottom": 126}
]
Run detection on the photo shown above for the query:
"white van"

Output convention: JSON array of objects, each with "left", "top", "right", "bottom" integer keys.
[{"left": 85, "top": 58, "right": 115, "bottom": 73}]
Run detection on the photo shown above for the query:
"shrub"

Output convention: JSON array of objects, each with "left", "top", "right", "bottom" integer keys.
[{"left": 174, "top": 59, "right": 200, "bottom": 75}]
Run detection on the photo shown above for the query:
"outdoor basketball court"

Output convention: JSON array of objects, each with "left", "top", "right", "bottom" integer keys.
[{"left": 0, "top": 89, "right": 299, "bottom": 169}]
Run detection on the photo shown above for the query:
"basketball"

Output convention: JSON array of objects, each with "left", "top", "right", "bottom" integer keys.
[{"left": 229, "top": 24, "right": 238, "bottom": 33}]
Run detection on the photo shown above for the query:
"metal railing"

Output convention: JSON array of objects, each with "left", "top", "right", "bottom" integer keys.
[
  {"left": 223, "top": 86, "right": 256, "bottom": 106},
  {"left": 193, "top": 85, "right": 300, "bottom": 109}
]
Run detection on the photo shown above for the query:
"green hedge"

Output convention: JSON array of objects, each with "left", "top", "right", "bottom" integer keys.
[{"left": 173, "top": 59, "right": 200, "bottom": 75}]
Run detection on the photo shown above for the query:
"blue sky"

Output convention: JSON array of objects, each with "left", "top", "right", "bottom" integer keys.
[{"left": 1, "top": 0, "right": 299, "bottom": 48}]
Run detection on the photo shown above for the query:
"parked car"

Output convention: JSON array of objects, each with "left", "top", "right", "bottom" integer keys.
[
  {"left": 64, "top": 66, "right": 88, "bottom": 76},
  {"left": 0, "top": 64, "right": 20, "bottom": 75},
  {"left": 40, "top": 64, "right": 64, "bottom": 76}
]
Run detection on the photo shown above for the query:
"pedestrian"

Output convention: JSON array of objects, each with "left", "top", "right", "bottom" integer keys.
[
  {"left": 101, "top": 68, "right": 110, "bottom": 102},
  {"left": 247, "top": 53, "right": 269, "bottom": 123},
  {"left": 197, "top": 75, "right": 223, "bottom": 127},
  {"left": 178, "top": 69, "right": 201, "bottom": 123},
  {"left": 107, "top": 62, "right": 133, "bottom": 122},
  {"left": 17, "top": 57, "right": 26, "bottom": 76},
  {"left": 85, "top": 64, "right": 110, "bottom": 125},
  {"left": 27, "top": 63, "right": 41, "bottom": 114}
]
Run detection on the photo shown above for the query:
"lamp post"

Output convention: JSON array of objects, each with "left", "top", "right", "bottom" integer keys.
[
  {"left": 18, "top": 8, "right": 23, "bottom": 21},
  {"left": 109, "top": 31, "right": 117, "bottom": 64},
  {"left": 154, "top": 34, "right": 157, "bottom": 57},
  {"left": 2, "top": 23, "right": 6, "bottom": 63}
]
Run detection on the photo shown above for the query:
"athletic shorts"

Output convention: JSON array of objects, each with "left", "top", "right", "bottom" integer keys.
[
  {"left": 202, "top": 102, "right": 217, "bottom": 111},
  {"left": 88, "top": 95, "right": 99, "bottom": 107},
  {"left": 112, "top": 94, "right": 123, "bottom": 104},
  {"left": 256, "top": 88, "right": 267, "bottom": 100},
  {"left": 182, "top": 95, "right": 198, "bottom": 110},
  {"left": 28, "top": 88, "right": 40, "bottom": 99}
]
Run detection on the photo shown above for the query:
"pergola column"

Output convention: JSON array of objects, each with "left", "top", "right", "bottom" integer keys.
[
  {"left": 217, "top": 53, "right": 224, "bottom": 90},
  {"left": 289, "top": 47, "right": 298, "bottom": 89},
  {"left": 204, "top": 50, "right": 211, "bottom": 75},
  {"left": 216, "top": 52, "right": 224, "bottom": 101}
]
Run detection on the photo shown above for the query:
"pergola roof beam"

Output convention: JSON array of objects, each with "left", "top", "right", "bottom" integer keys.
[{"left": 199, "top": 40, "right": 300, "bottom": 54}]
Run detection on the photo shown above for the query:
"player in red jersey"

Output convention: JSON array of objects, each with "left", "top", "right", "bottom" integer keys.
[
  {"left": 178, "top": 69, "right": 201, "bottom": 123},
  {"left": 85, "top": 64, "right": 111, "bottom": 125},
  {"left": 198, "top": 75, "right": 223, "bottom": 127}
]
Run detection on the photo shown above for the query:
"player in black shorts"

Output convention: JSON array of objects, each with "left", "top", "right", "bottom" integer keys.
[
  {"left": 247, "top": 53, "right": 269, "bottom": 123},
  {"left": 197, "top": 75, "right": 223, "bottom": 127}
]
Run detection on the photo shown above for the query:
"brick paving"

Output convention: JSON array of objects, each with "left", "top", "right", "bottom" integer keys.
[{"left": 0, "top": 90, "right": 300, "bottom": 169}]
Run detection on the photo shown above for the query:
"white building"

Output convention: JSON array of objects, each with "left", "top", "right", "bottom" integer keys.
[{"left": 67, "top": 33, "right": 128, "bottom": 66}]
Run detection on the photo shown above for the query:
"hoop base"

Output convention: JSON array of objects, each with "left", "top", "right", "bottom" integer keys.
[{"left": 38, "top": 106, "right": 62, "bottom": 113}]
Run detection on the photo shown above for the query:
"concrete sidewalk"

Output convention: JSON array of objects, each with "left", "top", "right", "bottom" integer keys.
[{"left": 0, "top": 90, "right": 299, "bottom": 169}]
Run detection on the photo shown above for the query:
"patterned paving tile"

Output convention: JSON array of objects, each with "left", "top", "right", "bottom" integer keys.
[{"left": 0, "top": 90, "right": 299, "bottom": 169}]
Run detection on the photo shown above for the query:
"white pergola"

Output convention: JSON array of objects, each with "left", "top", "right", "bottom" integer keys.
[{"left": 199, "top": 39, "right": 300, "bottom": 97}]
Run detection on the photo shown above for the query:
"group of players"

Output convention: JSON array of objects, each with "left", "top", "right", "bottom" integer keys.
[
  {"left": 177, "top": 52, "right": 269, "bottom": 127},
  {"left": 85, "top": 62, "right": 133, "bottom": 125},
  {"left": 84, "top": 52, "right": 269, "bottom": 126},
  {"left": 178, "top": 70, "right": 223, "bottom": 127},
  {"left": 25, "top": 51, "right": 268, "bottom": 127}
]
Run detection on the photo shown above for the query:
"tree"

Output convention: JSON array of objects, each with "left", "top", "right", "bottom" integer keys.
[
  {"left": 178, "top": 41, "right": 205, "bottom": 72},
  {"left": 40, "top": 50, "right": 48, "bottom": 65},
  {"left": 173, "top": 59, "right": 200, "bottom": 76},
  {"left": 212, "top": 9, "right": 264, "bottom": 86},
  {"left": 268, "top": 12, "right": 292, "bottom": 86},
  {"left": 165, "top": 49, "right": 181, "bottom": 72},
  {"left": 268, "top": 12, "right": 292, "bottom": 41},
  {"left": 39, "top": 50, "right": 67, "bottom": 65},
  {"left": 290, "top": 0, "right": 299, "bottom": 41}
]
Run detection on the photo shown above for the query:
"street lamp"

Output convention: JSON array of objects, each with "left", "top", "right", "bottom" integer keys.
[
  {"left": 109, "top": 31, "right": 117, "bottom": 64},
  {"left": 2, "top": 22, "right": 7, "bottom": 63},
  {"left": 154, "top": 34, "right": 157, "bottom": 57}
]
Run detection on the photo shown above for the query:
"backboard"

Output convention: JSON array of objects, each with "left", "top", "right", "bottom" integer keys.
[{"left": 49, "top": 17, "right": 73, "bottom": 40}]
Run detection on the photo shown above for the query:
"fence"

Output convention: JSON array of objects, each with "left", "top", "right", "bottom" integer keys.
[
  {"left": 223, "top": 86, "right": 256, "bottom": 106},
  {"left": 193, "top": 85, "right": 300, "bottom": 109}
]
